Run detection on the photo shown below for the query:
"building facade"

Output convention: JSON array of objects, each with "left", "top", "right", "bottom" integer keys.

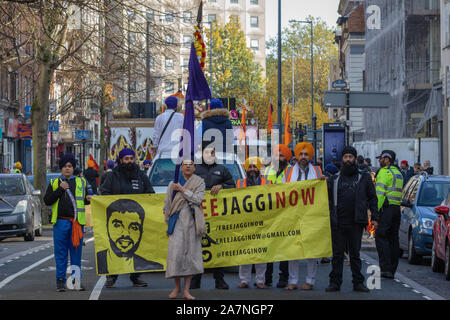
[{"left": 334, "top": 0, "right": 366, "bottom": 142}]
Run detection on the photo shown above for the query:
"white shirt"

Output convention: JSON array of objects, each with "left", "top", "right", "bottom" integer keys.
[
  {"left": 282, "top": 163, "right": 319, "bottom": 183},
  {"left": 152, "top": 110, "right": 184, "bottom": 154}
]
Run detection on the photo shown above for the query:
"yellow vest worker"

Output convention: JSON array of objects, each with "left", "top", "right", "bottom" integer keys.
[{"left": 373, "top": 150, "right": 403, "bottom": 279}]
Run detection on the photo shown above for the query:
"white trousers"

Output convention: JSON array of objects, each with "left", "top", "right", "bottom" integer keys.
[
  {"left": 239, "top": 264, "right": 267, "bottom": 284},
  {"left": 288, "top": 259, "right": 319, "bottom": 285}
]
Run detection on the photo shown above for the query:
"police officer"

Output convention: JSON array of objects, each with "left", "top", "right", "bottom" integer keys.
[
  {"left": 14, "top": 162, "right": 22, "bottom": 173},
  {"left": 44, "top": 154, "right": 92, "bottom": 292},
  {"left": 100, "top": 148, "right": 155, "bottom": 288},
  {"left": 372, "top": 150, "right": 403, "bottom": 279},
  {"left": 263, "top": 144, "right": 291, "bottom": 287}
]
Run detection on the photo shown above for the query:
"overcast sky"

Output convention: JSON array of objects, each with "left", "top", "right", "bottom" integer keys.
[{"left": 265, "top": 0, "right": 340, "bottom": 41}]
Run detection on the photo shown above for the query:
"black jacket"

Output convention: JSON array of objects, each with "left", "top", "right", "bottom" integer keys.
[
  {"left": 43, "top": 176, "right": 90, "bottom": 219},
  {"left": 83, "top": 168, "right": 99, "bottom": 194},
  {"left": 194, "top": 162, "right": 236, "bottom": 191},
  {"left": 327, "top": 170, "right": 378, "bottom": 227},
  {"left": 100, "top": 163, "right": 155, "bottom": 195}
]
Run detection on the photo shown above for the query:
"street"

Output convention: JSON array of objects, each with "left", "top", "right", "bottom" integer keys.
[{"left": 0, "top": 227, "right": 447, "bottom": 301}]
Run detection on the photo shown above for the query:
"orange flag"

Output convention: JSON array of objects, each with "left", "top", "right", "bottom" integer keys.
[
  {"left": 283, "top": 105, "right": 292, "bottom": 146},
  {"left": 268, "top": 103, "right": 273, "bottom": 135}
]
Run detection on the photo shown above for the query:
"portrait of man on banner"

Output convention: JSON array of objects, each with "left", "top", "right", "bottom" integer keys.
[{"left": 96, "top": 199, "right": 164, "bottom": 275}]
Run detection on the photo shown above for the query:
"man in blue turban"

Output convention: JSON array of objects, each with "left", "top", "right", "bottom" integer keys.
[{"left": 100, "top": 147, "right": 156, "bottom": 288}]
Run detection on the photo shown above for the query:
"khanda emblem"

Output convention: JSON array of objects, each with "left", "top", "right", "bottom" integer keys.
[{"left": 201, "top": 222, "right": 218, "bottom": 263}]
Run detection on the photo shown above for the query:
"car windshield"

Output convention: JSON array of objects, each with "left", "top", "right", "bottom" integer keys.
[
  {"left": 417, "top": 181, "right": 450, "bottom": 208},
  {"left": 0, "top": 176, "right": 26, "bottom": 196},
  {"left": 149, "top": 159, "right": 242, "bottom": 187}
]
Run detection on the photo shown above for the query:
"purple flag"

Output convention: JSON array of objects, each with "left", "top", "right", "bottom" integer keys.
[{"left": 174, "top": 43, "right": 212, "bottom": 184}]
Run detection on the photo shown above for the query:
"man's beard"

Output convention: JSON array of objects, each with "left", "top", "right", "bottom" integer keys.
[
  {"left": 109, "top": 235, "right": 141, "bottom": 259},
  {"left": 247, "top": 171, "right": 260, "bottom": 186},
  {"left": 341, "top": 160, "right": 358, "bottom": 176},
  {"left": 121, "top": 162, "right": 138, "bottom": 179},
  {"left": 298, "top": 160, "right": 309, "bottom": 171}
]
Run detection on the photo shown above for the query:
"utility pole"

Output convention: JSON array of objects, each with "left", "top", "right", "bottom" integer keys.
[
  {"left": 277, "top": 0, "right": 282, "bottom": 144},
  {"left": 290, "top": 19, "right": 314, "bottom": 158}
]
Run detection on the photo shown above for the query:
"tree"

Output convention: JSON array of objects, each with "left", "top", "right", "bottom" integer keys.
[
  {"left": 205, "top": 17, "right": 266, "bottom": 105},
  {"left": 0, "top": 0, "right": 186, "bottom": 222},
  {"left": 266, "top": 17, "right": 338, "bottom": 129}
]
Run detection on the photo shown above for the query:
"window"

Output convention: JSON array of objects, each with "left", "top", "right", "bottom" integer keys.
[
  {"left": 149, "top": 57, "right": 155, "bottom": 68},
  {"left": 165, "top": 11, "right": 174, "bottom": 23},
  {"left": 250, "top": 39, "right": 259, "bottom": 51},
  {"left": 183, "top": 11, "right": 192, "bottom": 23},
  {"left": 181, "top": 58, "right": 188, "bottom": 70},
  {"left": 208, "top": 0, "right": 216, "bottom": 2},
  {"left": 165, "top": 82, "right": 174, "bottom": 93},
  {"left": 165, "top": 58, "right": 174, "bottom": 70},
  {"left": 208, "top": 14, "right": 216, "bottom": 22},
  {"left": 417, "top": 182, "right": 450, "bottom": 207},
  {"left": 146, "top": 9, "right": 154, "bottom": 21},
  {"left": 229, "top": 14, "right": 239, "bottom": 22},
  {"left": 230, "top": 0, "right": 238, "bottom": 3},
  {"left": 250, "top": 16, "right": 259, "bottom": 28},
  {"left": 183, "top": 35, "right": 192, "bottom": 47},
  {"left": 129, "top": 81, "right": 136, "bottom": 92},
  {"left": 250, "top": 0, "right": 258, "bottom": 4},
  {"left": 165, "top": 35, "right": 174, "bottom": 45}
]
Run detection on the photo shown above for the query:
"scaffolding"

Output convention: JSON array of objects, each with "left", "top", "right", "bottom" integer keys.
[{"left": 363, "top": 0, "right": 441, "bottom": 140}]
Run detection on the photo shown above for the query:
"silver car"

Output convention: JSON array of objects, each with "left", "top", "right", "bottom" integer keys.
[
  {"left": 0, "top": 174, "right": 42, "bottom": 241},
  {"left": 148, "top": 152, "right": 246, "bottom": 194}
]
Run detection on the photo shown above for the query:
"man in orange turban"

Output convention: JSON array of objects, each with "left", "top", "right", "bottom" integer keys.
[
  {"left": 282, "top": 142, "right": 325, "bottom": 291},
  {"left": 294, "top": 142, "right": 314, "bottom": 160},
  {"left": 84, "top": 160, "right": 99, "bottom": 194}
]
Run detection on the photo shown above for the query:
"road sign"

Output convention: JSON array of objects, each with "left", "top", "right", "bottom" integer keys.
[
  {"left": 324, "top": 91, "right": 392, "bottom": 108},
  {"left": 332, "top": 79, "right": 347, "bottom": 89},
  {"left": 76, "top": 130, "right": 90, "bottom": 140},
  {"left": 48, "top": 120, "right": 59, "bottom": 132}
]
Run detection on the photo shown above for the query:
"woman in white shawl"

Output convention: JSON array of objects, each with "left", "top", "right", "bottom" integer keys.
[{"left": 164, "top": 159, "right": 206, "bottom": 300}]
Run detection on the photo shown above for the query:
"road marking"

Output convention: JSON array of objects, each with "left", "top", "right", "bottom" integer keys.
[
  {"left": 423, "top": 296, "right": 432, "bottom": 300},
  {"left": 412, "top": 289, "right": 421, "bottom": 294},
  {"left": 0, "top": 242, "right": 54, "bottom": 266},
  {"left": 0, "top": 254, "right": 54, "bottom": 289},
  {"left": 0, "top": 237, "right": 94, "bottom": 290},
  {"left": 89, "top": 276, "right": 106, "bottom": 300},
  {"left": 360, "top": 252, "right": 446, "bottom": 301}
]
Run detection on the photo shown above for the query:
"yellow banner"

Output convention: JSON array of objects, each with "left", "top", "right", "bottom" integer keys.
[{"left": 91, "top": 180, "right": 332, "bottom": 275}]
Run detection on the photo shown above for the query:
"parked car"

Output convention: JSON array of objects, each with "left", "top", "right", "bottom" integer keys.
[
  {"left": 400, "top": 174, "right": 450, "bottom": 264},
  {"left": 0, "top": 174, "right": 42, "bottom": 241},
  {"left": 431, "top": 196, "right": 450, "bottom": 280},
  {"left": 148, "top": 152, "right": 245, "bottom": 194}
]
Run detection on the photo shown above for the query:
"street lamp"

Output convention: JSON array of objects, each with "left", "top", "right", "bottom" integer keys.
[{"left": 289, "top": 19, "right": 315, "bottom": 163}]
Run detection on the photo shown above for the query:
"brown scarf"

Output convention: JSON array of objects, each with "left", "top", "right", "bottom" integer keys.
[{"left": 165, "top": 174, "right": 206, "bottom": 236}]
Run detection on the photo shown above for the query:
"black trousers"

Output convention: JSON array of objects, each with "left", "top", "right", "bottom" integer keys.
[
  {"left": 107, "top": 273, "right": 141, "bottom": 282},
  {"left": 265, "top": 261, "right": 289, "bottom": 283},
  {"left": 375, "top": 205, "right": 401, "bottom": 275},
  {"left": 329, "top": 223, "right": 365, "bottom": 287},
  {"left": 192, "top": 268, "right": 225, "bottom": 283}
]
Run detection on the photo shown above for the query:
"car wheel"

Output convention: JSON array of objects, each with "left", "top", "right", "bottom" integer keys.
[
  {"left": 431, "top": 240, "right": 444, "bottom": 273},
  {"left": 24, "top": 218, "right": 35, "bottom": 242},
  {"left": 445, "top": 242, "right": 450, "bottom": 281},
  {"left": 408, "top": 232, "right": 422, "bottom": 265}
]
